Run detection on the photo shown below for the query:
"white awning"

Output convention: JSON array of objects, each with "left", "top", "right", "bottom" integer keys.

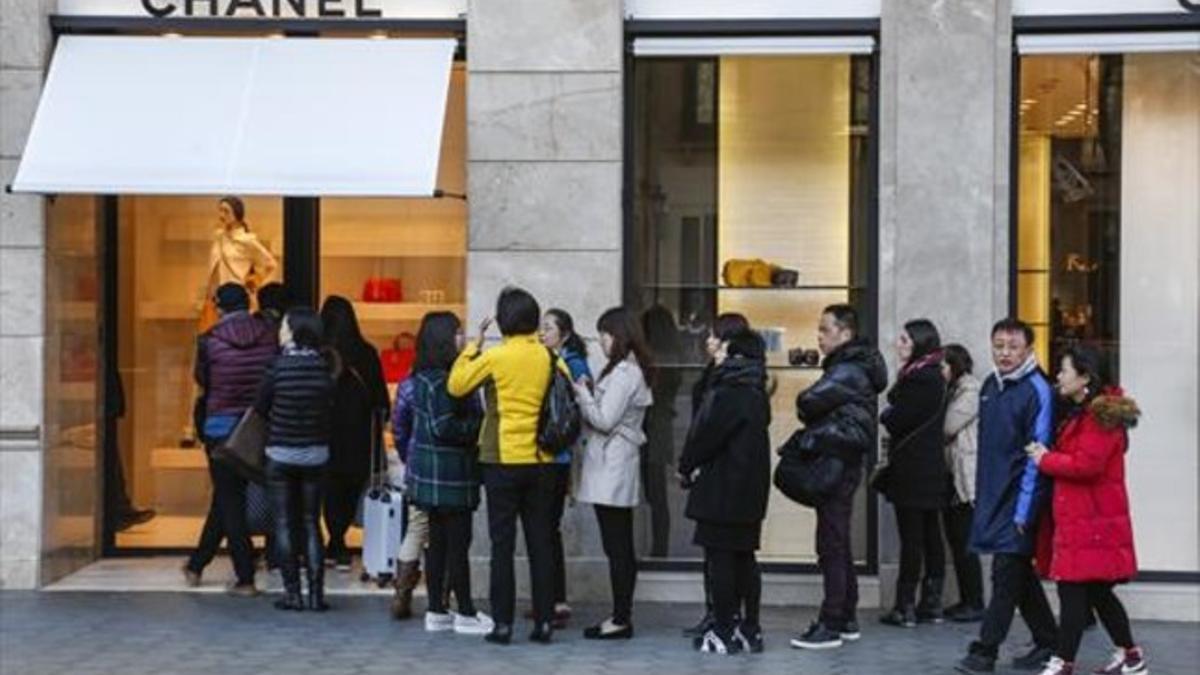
[
  {"left": 1018, "top": 32, "right": 1200, "bottom": 55},
  {"left": 11, "top": 35, "right": 456, "bottom": 197},
  {"left": 632, "top": 36, "right": 875, "bottom": 57}
]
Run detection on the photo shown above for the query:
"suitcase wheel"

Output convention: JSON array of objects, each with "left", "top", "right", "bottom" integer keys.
[
  {"left": 360, "top": 572, "right": 370, "bottom": 583},
  {"left": 377, "top": 574, "right": 393, "bottom": 588}
]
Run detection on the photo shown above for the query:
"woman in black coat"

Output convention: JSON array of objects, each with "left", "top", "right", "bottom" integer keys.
[
  {"left": 320, "top": 296, "right": 390, "bottom": 570},
  {"left": 678, "top": 329, "right": 771, "bottom": 655},
  {"left": 879, "top": 319, "right": 949, "bottom": 627}
]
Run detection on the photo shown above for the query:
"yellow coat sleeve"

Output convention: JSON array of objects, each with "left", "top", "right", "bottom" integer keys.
[{"left": 448, "top": 342, "right": 492, "bottom": 397}]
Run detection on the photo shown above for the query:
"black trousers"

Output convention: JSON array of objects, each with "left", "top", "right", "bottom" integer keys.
[
  {"left": 943, "top": 502, "right": 984, "bottom": 608},
  {"left": 708, "top": 547, "right": 761, "bottom": 636},
  {"left": 977, "top": 553, "right": 1057, "bottom": 656},
  {"left": 640, "top": 455, "right": 671, "bottom": 558},
  {"left": 482, "top": 464, "right": 556, "bottom": 626},
  {"left": 187, "top": 450, "right": 255, "bottom": 585},
  {"left": 549, "top": 464, "right": 570, "bottom": 605},
  {"left": 266, "top": 460, "right": 325, "bottom": 592},
  {"left": 894, "top": 506, "right": 945, "bottom": 607},
  {"left": 323, "top": 471, "right": 364, "bottom": 558},
  {"left": 1057, "top": 582, "right": 1134, "bottom": 662},
  {"left": 426, "top": 508, "right": 477, "bottom": 616},
  {"left": 816, "top": 465, "right": 861, "bottom": 628},
  {"left": 594, "top": 505, "right": 637, "bottom": 625}
]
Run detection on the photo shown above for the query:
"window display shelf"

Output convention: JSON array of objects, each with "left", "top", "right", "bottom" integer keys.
[
  {"left": 151, "top": 447, "right": 207, "bottom": 470},
  {"left": 353, "top": 302, "right": 465, "bottom": 323},
  {"left": 640, "top": 283, "right": 862, "bottom": 292},
  {"left": 323, "top": 239, "right": 464, "bottom": 258}
]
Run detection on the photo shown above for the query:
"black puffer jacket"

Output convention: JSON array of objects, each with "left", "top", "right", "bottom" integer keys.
[
  {"left": 881, "top": 359, "right": 949, "bottom": 509},
  {"left": 795, "top": 338, "right": 889, "bottom": 465},
  {"left": 679, "top": 353, "right": 771, "bottom": 527}
]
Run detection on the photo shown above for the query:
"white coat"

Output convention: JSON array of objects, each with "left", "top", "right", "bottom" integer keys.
[{"left": 573, "top": 356, "right": 653, "bottom": 508}]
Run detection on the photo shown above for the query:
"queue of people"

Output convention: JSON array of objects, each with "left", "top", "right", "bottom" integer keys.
[{"left": 185, "top": 282, "right": 1151, "bottom": 672}]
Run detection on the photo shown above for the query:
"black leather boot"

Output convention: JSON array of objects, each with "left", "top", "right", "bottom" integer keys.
[
  {"left": 916, "top": 577, "right": 945, "bottom": 624},
  {"left": 274, "top": 582, "right": 304, "bottom": 612},
  {"left": 306, "top": 568, "right": 330, "bottom": 612}
]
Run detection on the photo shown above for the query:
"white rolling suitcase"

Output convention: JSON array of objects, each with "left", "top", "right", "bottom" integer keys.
[{"left": 360, "top": 412, "right": 406, "bottom": 587}]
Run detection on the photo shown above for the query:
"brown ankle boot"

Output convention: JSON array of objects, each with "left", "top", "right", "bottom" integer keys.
[{"left": 390, "top": 560, "right": 421, "bottom": 620}]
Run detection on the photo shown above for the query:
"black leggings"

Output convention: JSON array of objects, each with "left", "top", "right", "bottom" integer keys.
[
  {"left": 640, "top": 456, "right": 671, "bottom": 558},
  {"left": 549, "top": 464, "right": 570, "bottom": 605},
  {"left": 707, "top": 547, "right": 761, "bottom": 635},
  {"left": 266, "top": 460, "right": 325, "bottom": 592},
  {"left": 894, "top": 506, "right": 945, "bottom": 606},
  {"left": 1057, "top": 582, "right": 1135, "bottom": 662},
  {"left": 323, "top": 472, "right": 363, "bottom": 558},
  {"left": 425, "top": 509, "right": 476, "bottom": 616},
  {"left": 595, "top": 505, "right": 637, "bottom": 625},
  {"left": 943, "top": 501, "right": 984, "bottom": 607}
]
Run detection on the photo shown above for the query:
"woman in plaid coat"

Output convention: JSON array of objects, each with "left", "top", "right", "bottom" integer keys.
[{"left": 405, "top": 312, "right": 490, "bottom": 635}]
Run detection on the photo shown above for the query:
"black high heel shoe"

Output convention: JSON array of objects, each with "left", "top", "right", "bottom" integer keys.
[{"left": 529, "top": 622, "right": 554, "bottom": 644}]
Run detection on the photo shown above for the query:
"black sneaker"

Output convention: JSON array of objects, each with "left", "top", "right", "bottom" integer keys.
[
  {"left": 839, "top": 620, "right": 862, "bottom": 642},
  {"left": 1013, "top": 645, "right": 1054, "bottom": 671},
  {"left": 682, "top": 611, "right": 714, "bottom": 638},
  {"left": 695, "top": 629, "right": 741, "bottom": 655},
  {"left": 957, "top": 652, "right": 997, "bottom": 673},
  {"left": 484, "top": 623, "right": 512, "bottom": 645},
  {"left": 789, "top": 622, "right": 844, "bottom": 650},
  {"left": 946, "top": 603, "right": 985, "bottom": 623},
  {"left": 879, "top": 607, "right": 917, "bottom": 628},
  {"left": 916, "top": 606, "right": 945, "bottom": 624},
  {"left": 733, "top": 625, "right": 764, "bottom": 654}
]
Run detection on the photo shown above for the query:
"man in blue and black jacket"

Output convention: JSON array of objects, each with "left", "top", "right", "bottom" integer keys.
[{"left": 957, "top": 318, "right": 1058, "bottom": 673}]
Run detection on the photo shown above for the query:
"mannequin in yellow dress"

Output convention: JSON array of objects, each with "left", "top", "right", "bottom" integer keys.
[{"left": 184, "top": 196, "right": 278, "bottom": 445}]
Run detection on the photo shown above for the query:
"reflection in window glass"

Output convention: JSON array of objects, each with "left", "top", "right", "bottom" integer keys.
[{"left": 631, "top": 54, "right": 874, "bottom": 563}]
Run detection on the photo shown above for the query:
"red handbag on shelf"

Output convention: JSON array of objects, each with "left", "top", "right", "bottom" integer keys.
[
  {"left": 362, "top": 277, "right": 404, "bottom": 303},
  {"left": 381, "top": 332, "right": 417, "bottom": 383}
]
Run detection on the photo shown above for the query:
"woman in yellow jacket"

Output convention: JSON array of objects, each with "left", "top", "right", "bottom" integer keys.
[{"left": 447, "top": 286, "right": 563, "bottom": 645}]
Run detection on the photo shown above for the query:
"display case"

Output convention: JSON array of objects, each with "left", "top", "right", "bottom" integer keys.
[{"left": 629, "top": 54, "right": 875, "bottom": 563}]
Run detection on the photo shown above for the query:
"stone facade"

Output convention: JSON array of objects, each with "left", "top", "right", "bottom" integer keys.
[{"left": 0, "top": 0, "right": 53, "bottom": 590}]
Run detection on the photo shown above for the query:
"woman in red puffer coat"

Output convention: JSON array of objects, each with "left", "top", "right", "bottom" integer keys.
[{"left": 1025, "top": 345, "right": 1148, "bottom": 675}]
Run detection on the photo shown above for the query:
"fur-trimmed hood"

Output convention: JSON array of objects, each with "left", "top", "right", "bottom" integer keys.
[{"left": 1090, "top": 387, "right": 1140, "bottom": 430}]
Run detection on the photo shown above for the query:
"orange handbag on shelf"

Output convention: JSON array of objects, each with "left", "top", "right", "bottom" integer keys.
[
  {"left": 381, "top": 332, "right": 417, "bottom": 383},
  {"left": 362, "top": 277, "right": 404, "bottom": 303}
]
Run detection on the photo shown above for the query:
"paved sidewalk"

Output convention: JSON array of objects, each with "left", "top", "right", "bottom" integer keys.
[{"left": 2, "top": 592, "right": 1197, "bottom": 675}]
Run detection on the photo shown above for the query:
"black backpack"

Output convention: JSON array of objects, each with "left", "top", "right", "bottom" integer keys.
[{"left": 536, "top": 347, "right": 582, "bottom": 453}]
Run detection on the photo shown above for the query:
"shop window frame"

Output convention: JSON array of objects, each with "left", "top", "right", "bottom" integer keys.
[
  {"left": 622, "top": 18, "right": 882, "bottom": 576},
  {"left": 1008, "top": 11, "right": 1200, "bottom": 585}
]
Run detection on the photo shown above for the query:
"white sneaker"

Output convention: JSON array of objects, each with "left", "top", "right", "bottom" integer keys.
[
  {"left": 453, "top": 611, "right": 495, "bottom": 636},
  {"left": 1037, "top": 656, "right": 1071, "bottom": 675},
  {"left": 424, "top": 611, "right": 455, "bottom": 632}
]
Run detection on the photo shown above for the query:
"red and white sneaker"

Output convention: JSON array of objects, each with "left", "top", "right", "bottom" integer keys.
[{"left": 1093, "top": 646, "right": 1148, "bottom": 674}]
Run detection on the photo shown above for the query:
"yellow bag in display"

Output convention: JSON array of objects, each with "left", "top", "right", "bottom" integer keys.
[{"left": 722, "top": 258, "right": 777, "bottom": 287}]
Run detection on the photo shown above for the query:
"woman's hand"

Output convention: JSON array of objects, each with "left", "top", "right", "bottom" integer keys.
[
  {"left": 475, "top": 316, "right": 494, "bottom": 349},
  {"left": 1025, "top": 442, "right": 1049, "bottom": 466}
]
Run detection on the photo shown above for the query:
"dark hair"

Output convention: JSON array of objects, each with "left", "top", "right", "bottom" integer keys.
[
  {"left": 495, "top": 286, "right": 540, "bottom": 336},
  {"left": 320, "top": 295, "right": 367, "bottom": 357},
  {"left": 414, "top": 312, "right": 462, "bottom": 373},
  {"left": 725, "top": 328, "right": 766, "bottom": 361},
  {"left": 642, "top": 305, "right": 682, "bottom": 363},
  {"left": 711, "top": 312, "right": 750, "bottom": 341},
  {"left": 991, "top": 317, "right": 1035, "bottom": 346},
  {"left": 823, "top": 304, "right": 859, "bottom": 337},
  {"left": 903, "top": 318, "right": 942, "bottom": 362},
  {"left": 545, "top": 308, "right": 588, "bottom": 359},
  {"left": 1061, "top": 343, "right": 1108, "bottom": 401},
  {"left": 219, "top": 196, "right": 246, "bottom": 224},
  {"left": 596, "top": 306, "right": 654, "bottom": 382},
  {"left": 943, "top": 343, "right": 975, "bottom": 384},
  {"left": 257, "top": 283, "right": 290, "bottom": 316},
  {"left": 284, "top": 307, "right": 323, "bottom": 349},
  {"left": 214, "top": 282, "right": 249, "bottom": 313}
]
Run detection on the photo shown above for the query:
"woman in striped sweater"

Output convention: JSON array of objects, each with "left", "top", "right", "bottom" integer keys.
[{"left": 255, "top": 308, "right": 337, "bottom": 612}]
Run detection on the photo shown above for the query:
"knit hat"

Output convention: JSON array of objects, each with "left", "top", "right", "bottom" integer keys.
[{"left": 215, "top": 283, "right": 249, "bottom": 313}]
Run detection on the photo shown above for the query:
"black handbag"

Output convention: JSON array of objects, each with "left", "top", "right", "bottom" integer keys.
[
  {"left": 536, "top": 347, "right": 582, "bottom": 454},
  {"left": 773, "top": 429, "right": 846, "bottom": 508},
  {"left": 214, "top": 408, "right": 268, "bottom": 483}
]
